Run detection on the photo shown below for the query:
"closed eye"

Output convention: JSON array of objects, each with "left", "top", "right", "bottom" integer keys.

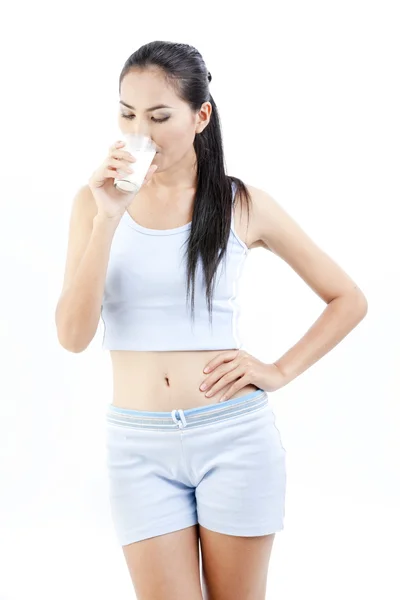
[{"left": 121, "top": 114, "right": 170, "bottom": 123}]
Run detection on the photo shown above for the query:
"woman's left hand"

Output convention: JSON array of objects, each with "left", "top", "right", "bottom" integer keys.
[{"left": 200, "top": 349, "right": 287, "bottom": 402}]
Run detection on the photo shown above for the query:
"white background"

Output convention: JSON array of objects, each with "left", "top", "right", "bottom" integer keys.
[{"left": 1, "top": 1, "right": 399, "bottom": 598}]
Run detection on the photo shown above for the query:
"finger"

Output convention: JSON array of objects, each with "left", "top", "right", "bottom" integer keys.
[
  {"left": 200, "top": 361, "right": 239, "bottom": 392},
  {"left": 110, "top": 141, "right": 125, "bottom": 152},
  {"left": 219, "top": 380, "right": 245, "bottom": 403},
  {"left": 203, "top": 350, "right": 239, "bottom": 373},
  {"left": 111, "top": 150, "right": 136, "bottom": 163},
  {"left": 105, "top": 167, "right": 124, "bottom": 179},
  {"left": 108, "top": 157, "right": 134, "bottom": 173},
  {"left": 204, "top": 369, "right": 243, "bottom": 398}
]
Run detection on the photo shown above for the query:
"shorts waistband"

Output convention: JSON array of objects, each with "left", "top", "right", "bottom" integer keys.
[{"left": 106, "top": 388, "right": 268, "bottom": 431}]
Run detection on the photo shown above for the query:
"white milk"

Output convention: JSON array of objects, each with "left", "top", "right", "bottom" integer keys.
[{"left": 114, "top": 133, "right": 156, "bottom": 194}]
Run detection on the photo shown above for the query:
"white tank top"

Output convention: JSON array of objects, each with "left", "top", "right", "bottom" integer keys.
[{"left": 100, "top": 182, "right": 249, "bottom": 351}]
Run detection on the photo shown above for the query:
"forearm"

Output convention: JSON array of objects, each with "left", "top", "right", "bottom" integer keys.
[
  {"left": 273, "top": 289, "right": 368, "bottom": 387},
  {"left": 55, "top": 214, "right": 120, "bottom": 352}
]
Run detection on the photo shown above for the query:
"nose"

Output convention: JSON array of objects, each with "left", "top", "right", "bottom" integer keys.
[
  {"left": 126, "top": 118, "right": 151, "bottom": 138},
  {"left": 131, "top": 125, "right": 148, "bottom": 136}
]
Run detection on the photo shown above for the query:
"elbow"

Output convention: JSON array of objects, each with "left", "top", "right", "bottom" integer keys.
[
  {"left": 355, "top": 288, "right": 368, "bottom": 319},
  {"left": 65, "top": 343, "right": 89, "bottom": 354},
  {"left": 55, "top": 316, "right": 93, "bottom": 353},
  {"left": 56, "top": 331, "right": 90, "bottom": 353},
  {"left": 347, "top": 286, "right": 369, "bottom": 323},
  {"left": 55, "top": 304, "right": 96, "bottom": 353}
]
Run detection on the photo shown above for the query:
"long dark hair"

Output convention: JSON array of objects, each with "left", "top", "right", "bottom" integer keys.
[{"left": 118, "top": 41, "right": 251, "bottom": 325}]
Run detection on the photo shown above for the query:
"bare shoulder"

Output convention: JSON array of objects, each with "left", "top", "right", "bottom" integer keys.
[
  {"left": 239, "top": 183, "right": 283, "bottom": 250},
  {"left": 240, "top": 183, "right": 367, "bottom": 304},
  {"left": 237, "top": 183, "right": 312, "bottom": 251},
  {"left": 71, "top": 184, "right": 98, "bottom": 216},
  {"left": 232, "top": 182, "right": 275, "bottom": 250}
]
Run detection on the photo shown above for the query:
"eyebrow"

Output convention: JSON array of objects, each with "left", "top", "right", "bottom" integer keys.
[{"left": 119, "top": 101, "right": 174, "bottom": 112}]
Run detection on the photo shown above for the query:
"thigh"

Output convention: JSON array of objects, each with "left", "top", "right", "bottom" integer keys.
[
  {"left": 199, "top": 527, "right": 275, "bottom": 600},
  {"left": 194, "top": 403, "right": 287, "bottom": 538},
  {"left": 123, "top": 525, "right": 203, "bottom": 600},
  {"left": 106, "top": 422, "right": 198, "bottom": 545}
]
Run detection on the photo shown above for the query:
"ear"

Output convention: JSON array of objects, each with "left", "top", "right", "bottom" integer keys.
[{"left": 195, "top": 101, "right": 212, "bottom": 134}]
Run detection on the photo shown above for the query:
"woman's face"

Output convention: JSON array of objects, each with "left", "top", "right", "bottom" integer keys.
[{"left": 118, "top": 68, "right": 211, "bottom": 173}]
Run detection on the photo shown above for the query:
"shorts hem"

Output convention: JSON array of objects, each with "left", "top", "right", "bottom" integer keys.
[
  {"left": 198, "top": 518, "right": 284, "bottom": 537},
  {"left": 115, "top": 512, "right": 199, "bottom": 546}
]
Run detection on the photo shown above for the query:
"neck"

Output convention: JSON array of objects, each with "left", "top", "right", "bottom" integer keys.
[{"left": 148, "top": 146, "right": 198, "bottom": 193}]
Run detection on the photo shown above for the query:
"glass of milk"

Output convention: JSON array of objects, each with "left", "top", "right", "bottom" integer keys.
[{"left": 114, "top": 133, "right": 157, "bottom": 194}]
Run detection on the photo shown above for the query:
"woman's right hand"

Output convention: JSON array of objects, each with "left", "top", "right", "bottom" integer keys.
[{"left": 88, "top": 140, "right": 158, "bottom": 220}]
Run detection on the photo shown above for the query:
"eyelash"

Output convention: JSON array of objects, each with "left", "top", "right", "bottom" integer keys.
[{"left": 121, "top": 115, "right": 170, "bottom": 123}]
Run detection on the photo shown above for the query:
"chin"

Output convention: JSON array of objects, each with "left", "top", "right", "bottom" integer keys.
[{"left": 153, "top": 153, "right": 164, "bottom": 168}]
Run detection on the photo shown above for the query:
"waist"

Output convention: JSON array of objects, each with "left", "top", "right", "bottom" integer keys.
[{"left": 109, "top": 349, "right": 258, "bottom": 411}]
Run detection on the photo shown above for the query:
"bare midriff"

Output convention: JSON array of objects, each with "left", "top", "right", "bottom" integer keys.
[{"left": 110, "top": 349, "right": 259, "bottom": 411}]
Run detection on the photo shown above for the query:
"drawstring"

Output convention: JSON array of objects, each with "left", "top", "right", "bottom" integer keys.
[{"left": 171, "top": 409, "right": 187, "bottom": 429}]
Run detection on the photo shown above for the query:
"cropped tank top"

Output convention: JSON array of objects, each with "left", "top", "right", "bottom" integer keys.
[{"left": 100, "top": 181, "right": 250, "bottom": 351}]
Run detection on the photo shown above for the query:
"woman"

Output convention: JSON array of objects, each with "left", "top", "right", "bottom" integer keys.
[{"left": 55, "top": 41, "right": 368, "bottom": 600}]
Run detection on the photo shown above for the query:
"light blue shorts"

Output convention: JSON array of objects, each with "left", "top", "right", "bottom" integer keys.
[{"left": 105, "top": 388, "right": 286, "bottom": 546}]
